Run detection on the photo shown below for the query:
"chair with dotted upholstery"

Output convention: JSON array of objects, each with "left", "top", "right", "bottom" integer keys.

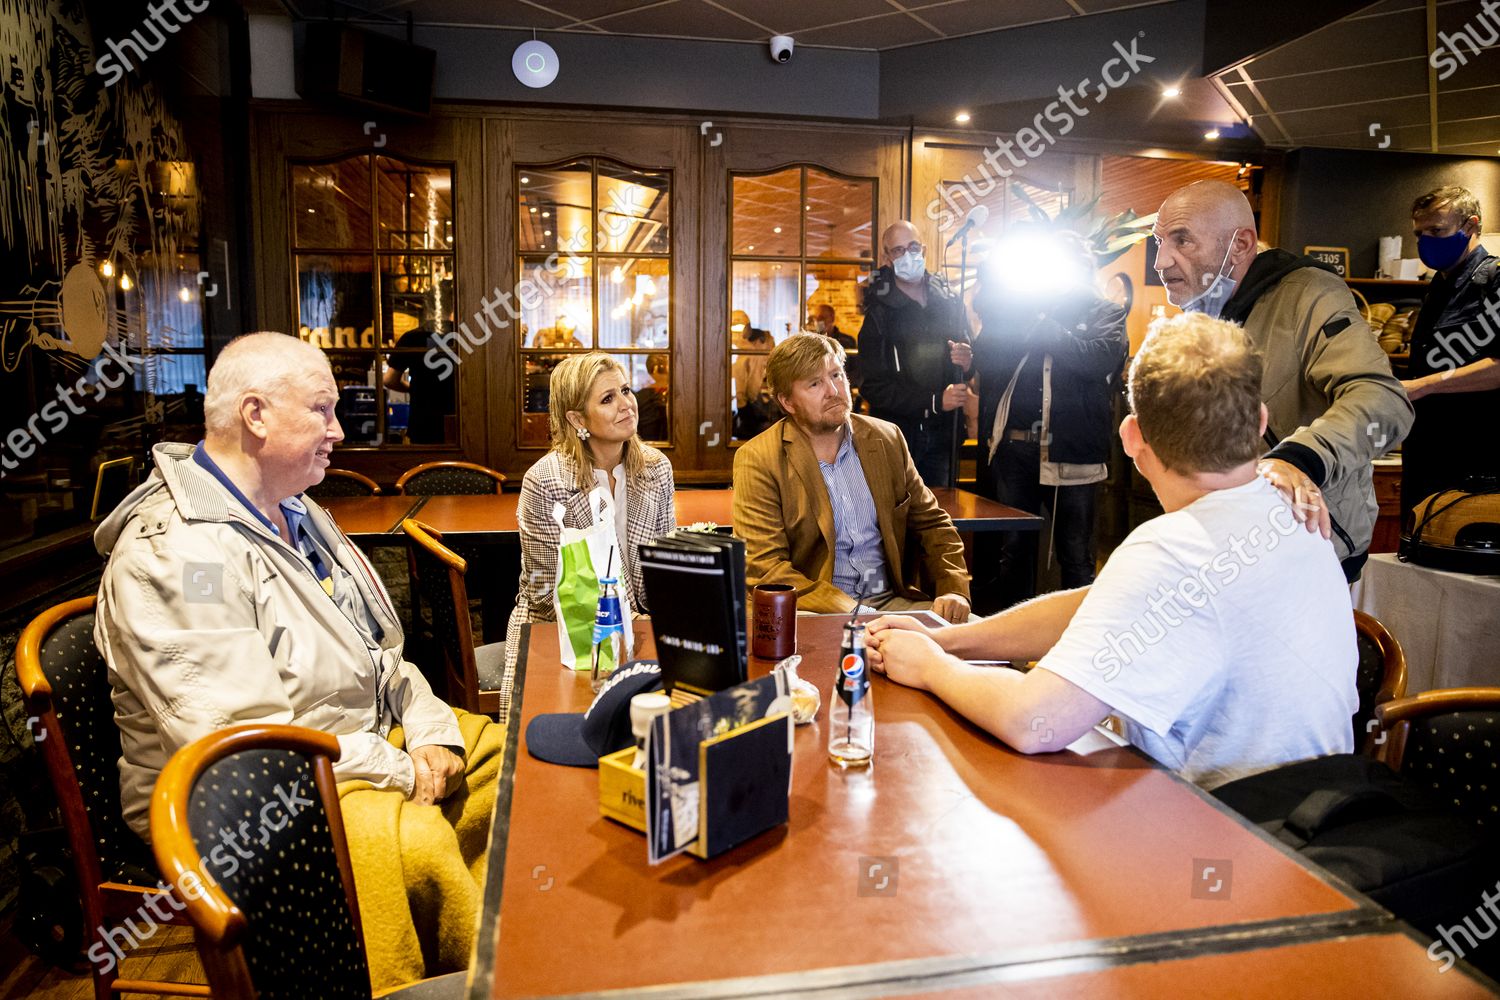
[
  {"left": 149, "top": 723, "right": 461, "bottom": 999},
  {"left": 14, "top": 596, "right": 209, "bottom": 1000},
  {"left": 1352, "top": 610, "right": 1408, "bottom": 753},
  {"left": 395, "top": 461, "right": 506, "bottom": 496},
  {"left": 306, "top": 469, "right": 384, "bottom": 498},
  {"left": 1373, "top": 687, "right": 1500, "bottom": 829},
  {"left": 402, "top": 518, "right": 503, "bottom": 716}
]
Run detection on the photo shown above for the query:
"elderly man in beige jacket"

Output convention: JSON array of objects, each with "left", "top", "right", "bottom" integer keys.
[{"left": 94, "top": 332, "right": 494, "bottom": 990}]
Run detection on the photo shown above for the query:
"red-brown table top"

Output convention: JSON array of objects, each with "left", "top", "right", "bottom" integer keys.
[
  {"left": 476, "top": 615, "right": 1373, "bottom": 998},
  {"left": 891, "top": 932, "right": 1498, "bottom": 999},
  {"left": 325, "top": 487, "right": 1039, "bottom": 540}
]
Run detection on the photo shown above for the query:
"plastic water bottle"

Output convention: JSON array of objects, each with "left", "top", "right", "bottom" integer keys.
[
  {"left": 828, "top": 623, "right": 873, "bottom": 766},
  {"left": 591, "top": 576, "right": 625, "bottom": 692}
]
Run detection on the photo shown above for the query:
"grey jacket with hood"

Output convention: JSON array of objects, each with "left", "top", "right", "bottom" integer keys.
[
  {"left": 1222, "top": 250, "right": 1415, "bottom": 578},
  {"left": 95, "top": 442, "right": 461, "bottom": 838}
]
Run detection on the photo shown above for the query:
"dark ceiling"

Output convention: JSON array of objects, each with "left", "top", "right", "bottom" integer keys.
[
  {"left": 1213, "top": 0, "right": 1500, "bottom": 156},
  {"left": 268, "top": 0, "right": 1498, "bottom": 159},
  {"left": 278, "top": 0, "right": 1178, "bottom": 50}
]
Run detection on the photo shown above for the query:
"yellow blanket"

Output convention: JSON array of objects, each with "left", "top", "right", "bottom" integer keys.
[{"left": 337, "top": 710, "right": 504, "bottom": 992}]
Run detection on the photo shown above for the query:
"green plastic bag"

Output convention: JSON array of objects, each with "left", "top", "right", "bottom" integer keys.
[{"left": 551, "top": 489, "right": 634, "bottom": 670}]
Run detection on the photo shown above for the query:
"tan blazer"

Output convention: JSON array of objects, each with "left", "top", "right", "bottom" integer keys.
[{"left": 732, "top": 414, "right": 970, "bottom": 613}]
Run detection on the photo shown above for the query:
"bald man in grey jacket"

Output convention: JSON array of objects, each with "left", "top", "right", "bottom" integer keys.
[{"left": 1152, "top": 181, "right": 1413, "bottom": 581}]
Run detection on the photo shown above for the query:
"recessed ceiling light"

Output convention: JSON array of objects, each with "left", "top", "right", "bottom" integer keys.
[
  {"left": 955, "top": 111, "right": 971, "bottom": 123},
  {"left": 1162, "top": 86, "right": 1182, "bottom": 99},
  {"left": 543, "top": 229, "right": 552, "bottom": 236},
  {"left": 542, "top": 211, "right": 550, "bottom": 218},
  {"left": 746, "top": 244, "right": 755, "bottom": 251},
  {"left": 773, "top": 226, "right": 782, "bottom": 234},
  {"left": 1204, "top": 129, "right": 1221, "bottom": 140},
  {"left": 529, "top": 207, "right": 537, "bottom": 214},
  {"left": 520, "top": 176, "right": 530, "bottom": 184}
]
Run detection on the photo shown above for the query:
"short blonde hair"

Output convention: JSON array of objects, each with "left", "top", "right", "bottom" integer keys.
[
  {"left": 204, "top": 332, "right": 332, "bottom": 438},
  {"left": 1128, "top": 313, "right": 1264, "bottom": 474},
  {"left": 548, "top": 353, "right": 651, "bottom": 491},
  {"left": 765, "top": 332, "right": 845, "bottom": 407}
]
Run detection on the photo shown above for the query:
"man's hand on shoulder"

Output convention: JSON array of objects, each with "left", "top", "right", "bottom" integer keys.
[
  {"left": 408, "top": 744, "right": 464, "bottom": 806},
  {"left": 1257, "top": 458, "right": 1332, "bottom": 540},
  {"left": 932, "top": 593, "right": 970, "bottom": 623}
]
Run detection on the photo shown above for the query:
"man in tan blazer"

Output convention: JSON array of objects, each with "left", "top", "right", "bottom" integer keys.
[{"left": 732, "top": 333, "right": 971, "bottom": 621}]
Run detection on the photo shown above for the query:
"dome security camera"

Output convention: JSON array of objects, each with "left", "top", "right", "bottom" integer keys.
[{"left": 769, "top": 35, "right": 794, "bottom": 63}]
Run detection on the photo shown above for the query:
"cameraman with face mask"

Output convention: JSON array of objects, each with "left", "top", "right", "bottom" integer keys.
[
  {"left": 1399, "top": 186, "right": 1500, "bottom": 517},
  {"left": 857, "top": 220, "right": 973, "bottom": 487},
  {"left": 1153, "top": 180, "right": 1413, "bottom": 582}
]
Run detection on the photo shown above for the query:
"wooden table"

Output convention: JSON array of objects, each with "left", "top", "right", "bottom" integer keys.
[
  {"left": 323, "top": 488, "right": 1040, "bottom": 542},
  {"left": 892, "top": 931, "right": 1498, "bottom": 998},
  {"left": 467, "top": 615, "right": 1409, "bottom": 1000}
]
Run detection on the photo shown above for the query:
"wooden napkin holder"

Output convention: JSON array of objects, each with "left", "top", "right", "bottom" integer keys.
[{"left": 598, "top": 711, "right": 791, "bottom": 860}]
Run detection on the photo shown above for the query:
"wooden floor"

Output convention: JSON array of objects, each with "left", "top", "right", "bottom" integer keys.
[{"left": 0, "top": 919, "right": 207, "bottom": 999}]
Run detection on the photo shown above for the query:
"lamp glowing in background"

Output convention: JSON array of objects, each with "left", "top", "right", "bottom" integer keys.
[{"left": 981, "top": 230, "right": 1092, "bottom": 299}]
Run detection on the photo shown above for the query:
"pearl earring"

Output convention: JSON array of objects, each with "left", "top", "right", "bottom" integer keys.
[{"left": 576, "top": 426, "right": 590, "bottom": 441}]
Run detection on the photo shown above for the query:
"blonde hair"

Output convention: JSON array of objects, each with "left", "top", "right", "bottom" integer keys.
[
  {"left": 1128, "top": 313, "right": 1264, "bottom": 474},
  {"left": 548, "top": 353, "right": 651, "bottom": 491},
  {"left": 765, "top": 332, "right": 846, "bottom": 407},
  {"left": 204, "top": 332, "right": 332, "bottom": 439}
]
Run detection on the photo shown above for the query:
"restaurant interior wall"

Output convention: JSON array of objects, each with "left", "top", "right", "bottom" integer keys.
[{"left": 1279, "top": 147, "right": 1500, "bottom": 280}]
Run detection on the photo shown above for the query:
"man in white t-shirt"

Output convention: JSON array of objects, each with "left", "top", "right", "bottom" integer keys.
[{"left": 866, "top": 312, "right": 1357, "bottom": 788}]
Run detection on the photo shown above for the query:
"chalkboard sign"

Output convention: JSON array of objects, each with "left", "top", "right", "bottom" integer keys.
[{"left": 1304, "top": 246, "right": 1351, "bottom": 278}]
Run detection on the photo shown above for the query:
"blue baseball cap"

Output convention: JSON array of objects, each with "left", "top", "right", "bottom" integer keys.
[{"left": 525, "top": 660, "right": 664, "bottom": 767}]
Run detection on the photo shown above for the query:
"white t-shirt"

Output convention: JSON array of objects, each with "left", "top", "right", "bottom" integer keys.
[{"left": 1037, "top": 477, "right": 1357, "bottom": 789}]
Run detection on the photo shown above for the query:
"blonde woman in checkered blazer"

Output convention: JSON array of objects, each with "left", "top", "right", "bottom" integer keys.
[{"left": 504, "top": 354, "right": 677, "bottom": 668}]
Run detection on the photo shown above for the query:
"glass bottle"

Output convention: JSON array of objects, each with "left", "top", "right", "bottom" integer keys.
[
  {"left": 590, "top": 576, "right": 625, "bottom": 692},
  {"left": 828, "top": 622, "right": 873, "bottom": 766}
]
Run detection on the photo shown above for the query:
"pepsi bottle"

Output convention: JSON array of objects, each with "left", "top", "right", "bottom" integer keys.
[
  {"left": 591, "top": 576, "right": 625, "bottom": 692},
  {"left": 828, "top": 623, "right": 873, "bottom": 766}
]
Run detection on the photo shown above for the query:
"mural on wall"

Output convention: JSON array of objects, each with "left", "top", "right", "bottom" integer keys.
[{"left": 0, "top": 0, "right": 199, "bottom": 395}]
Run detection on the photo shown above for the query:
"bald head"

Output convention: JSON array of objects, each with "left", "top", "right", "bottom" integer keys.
[
  {"left": 1153, "top": 181, "right": 1260, "bottom": 308},
  {"left": 881, "top": 220, "right": 922, "bottom": 265},
  {"left": 1161, "top": 180, "right": 1256, "bottom": 234}
]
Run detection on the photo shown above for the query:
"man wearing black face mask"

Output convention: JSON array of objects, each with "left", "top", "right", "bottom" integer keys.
[
  {"left": 1153, "top": 180, "right": 1413, "bottom": 582},
  {"left": 1400, "top": 186, "right": 1500, "bottom": 517}
]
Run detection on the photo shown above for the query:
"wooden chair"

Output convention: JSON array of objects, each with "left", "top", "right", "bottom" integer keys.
[
  {"left": 401, "top": 518, "right": 504, "bottom": 716},
  {"left": 1373, "top": 687, "right": 1500, "bottom": 829},
  {"left": 149, "top": 724, "right": 461, "bottom": 999},
  {"left": 395, "top": 461, "right": 506, "bottom": 496},
  {"left": 1352, "top": 609, "right": 1408, "bottom": 752},
  {"left": 14, "top": 596, "right": 208, "bottom": 1000},
  {"left": 306, "top": 468, "right": 383, "bottom": 498}
]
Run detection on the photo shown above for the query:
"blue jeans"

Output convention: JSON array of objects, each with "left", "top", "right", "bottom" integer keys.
[{"left": 988, "top": 440, "right": 1099, "bottom": 607}]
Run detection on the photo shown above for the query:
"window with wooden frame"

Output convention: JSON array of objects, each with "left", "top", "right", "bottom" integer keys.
[
  {"left": 289, "top": 153, "right": 456, "bottom": 447},
  {"left": 728, "top": 166, "right": 875, "bottom": 443},
  {"left": 515, "top": 158, "right": 672, "bottom": 450}
]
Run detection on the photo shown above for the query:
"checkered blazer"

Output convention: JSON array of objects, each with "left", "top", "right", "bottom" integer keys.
[{"left": 504, "top": 447, "right": 676, "bottom": 666}]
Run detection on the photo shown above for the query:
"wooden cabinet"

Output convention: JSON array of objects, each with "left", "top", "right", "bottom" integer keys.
[{"left": 1371, "top": 458, "right": 1403, "bottom": 554}]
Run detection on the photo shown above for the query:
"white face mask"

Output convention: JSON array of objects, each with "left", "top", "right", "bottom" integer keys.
[
  {"left": 892, "top": 252, "right": 925, "bottom": 283},
  {"left": 1181, "top": 229, "right": 1242, "bottom": 320}
]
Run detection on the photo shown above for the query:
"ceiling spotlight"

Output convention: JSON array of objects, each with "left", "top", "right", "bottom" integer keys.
[
  {"left": 529, "top": 207, "right": 537, "bottom": 214},
  {"left": 773, "top": 226, "right": 782, "bottom": 234},
  {"left": 1162, "top": 86, "right": 1182, "bottom": 99},
  {"left": 1204, "top": 129, "right": 1221, "bottom": 140},
  {"left": 513, "top": 39, "right": 560, "bottom": 89},
  {"left": 542, "top": 211, "right": 550, "bottom": 218},
  {"left": 543, "top": 229, "right": 552, "bottom": 236},
  {"left": 520, "top": 175, "right": 530, "bottom": 185},
  {"left": 955, "top": 111, "right": 971, "bottom": 124}
]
